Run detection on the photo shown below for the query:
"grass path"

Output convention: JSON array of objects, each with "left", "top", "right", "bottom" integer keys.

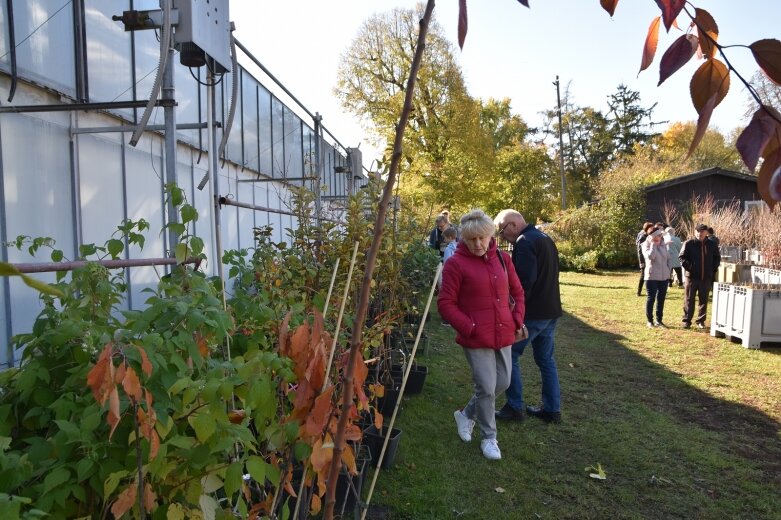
[{"left": 367, "top": 270, "right": 781, "bottom": 519}]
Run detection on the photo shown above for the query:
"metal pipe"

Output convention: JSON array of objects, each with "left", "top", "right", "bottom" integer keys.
[
  {"left": 73, "top": 0, "right": 88, "bottom": 102},
  {"left": 217, "top": 196, "right": 341, "bottom": 224},
  {"left": 6, "top": 0, "right": 17, "bottom": 102},
  {"left": 11, "top": 256, "right": 200, "bottom": 274},
  {"left": 0, "top": 100, "right": 174, "bottom": 114},
  {"left": 236, "top": 176, "right": 316, "bottom": 183},
  {"left": 163, "top": 34, "right": 178, "bottom": 255},
  {"left": 71, "top": 122, "right": 208, "bottom": 134},
  {"left": 0, "top": 107, "right": 12, "bottom": 366}
]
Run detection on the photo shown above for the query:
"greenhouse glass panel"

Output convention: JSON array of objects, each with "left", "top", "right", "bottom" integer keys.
[
  {"left": 175, "top": 59, "right": 200, "bottom": 145},
  {"left": 0, "top": 3, "right": 10, "bottom": 68},
  {"left": 241, "top": 71, "right": 259, "bottom": 172},
  {"left": 258, "top": 86, "right": 272, "bottom": 176},
  {"left": 284, "top": 107, "right": 303, "bottom": 181},
  {"left": 237, "top": 174, "right": 254, "bottom": 249},
  {"left": 85, "top": 0, "right": 133, "bottom": 110},
  {"left": 11, "top": 0, "right": 75, "bottom": 94},
  {"left": 134, "top": 28, "right": 163, "bottom": 123},
  {"left": 225, "top": 69, "right": 243, "bottom": 166},
  {"left": 271, "top": 97, "right": 284, "bottom": 178},
  {"left": 302, "top": 125, "right": 315, "bottom": 177},
  {"left": 79, "top": 134, "right": 124, "bottom": 249},
  {"left": 192, "top": 158, "right": 214, "bottom": 273}
]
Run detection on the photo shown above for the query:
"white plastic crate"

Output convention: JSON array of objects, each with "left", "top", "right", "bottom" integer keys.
[
  {"left": 750, "top": 266, "right": 781, "bottom": 285},
  {"left": 711, "top": 284, "right": 781, "bottom": 349}
]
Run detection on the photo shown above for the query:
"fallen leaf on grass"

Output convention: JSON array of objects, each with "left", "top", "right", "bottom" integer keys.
[
  {"left": 495, "top": 487, "right": 506, "bottom": 493},
  {"left": 568, "top": 362, "right": 577, "bottom": 368},
  {"left": 585, "top": 463, "right": 607, "bottom": 480}
]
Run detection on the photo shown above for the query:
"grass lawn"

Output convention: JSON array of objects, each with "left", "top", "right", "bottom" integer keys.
[{"left": 365, "top": 269, "right": 781, "bottom": 520}]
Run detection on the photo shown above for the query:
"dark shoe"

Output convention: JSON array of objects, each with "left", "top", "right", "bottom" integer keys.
[
  {"left": 526, "top": 405, "right": 561, "bottom": 424},
  {"left": 681, "top": 322, "right": 691, "bottom": 329},
  {"left": 495, "top": 403, "right": 525, "bottom": 421}
]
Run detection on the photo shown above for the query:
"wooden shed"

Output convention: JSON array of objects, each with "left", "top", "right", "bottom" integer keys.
[{"left": 644, "top": 167, "right": 760, "bottom": 223}]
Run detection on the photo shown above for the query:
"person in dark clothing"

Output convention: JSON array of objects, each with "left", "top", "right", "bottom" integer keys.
[
  {"left": 636, "top": 222, "right": 655, "bottom": 296},
  {"left": 679, "top": 223, "right": 721, "bottom": 329},
  {"left": 429, "top": 215, "right": 449, "bottom": 257},
  {"left": 493, "top": 209, "right": 563, "bottom": 423}
]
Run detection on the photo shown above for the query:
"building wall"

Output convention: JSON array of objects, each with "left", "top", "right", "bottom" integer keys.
[
  {"left": 0, "top": 1, "right": 352, "bottom": 367},
  {"left": 645, "top": 175, "right": 759, "bottom": 223}
]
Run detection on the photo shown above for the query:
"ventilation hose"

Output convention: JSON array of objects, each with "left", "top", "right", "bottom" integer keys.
[{"left": 217, "top": 29, "right": 238, "bottom": 159}]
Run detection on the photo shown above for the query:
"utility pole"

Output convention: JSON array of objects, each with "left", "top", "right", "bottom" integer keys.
[{"left": 554, "top": 75, "right": 567, "bottom": 210}]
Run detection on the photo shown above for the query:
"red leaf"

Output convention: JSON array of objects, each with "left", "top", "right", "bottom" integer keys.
[
  {"left": 122, "top": 366, "right": 143, "bottom": 403},
  {"left": 689, "top": 58, "right": 729, "bottom": 114},
  {"left": 304, "top": 386, "right": 335, "bottom": 437},
  {"left": 694, "top": 8, "right": 718, "bottom": 59},
  {"left": 658, "top": 34, "right": 698, "bottom": 86},
  {"left": 639, "top": 16, "right": 661, "bottom": 74},
  {"left": 108, "top": 387, "right": 121, "bottom": 440},
  {"left": 458, "top": 0, "right": 467, "bottom": 50},
  {"left": 654, "top": 0, "right": 685, "bottom": 32},
  {"left": 750, "top": 39, "right": 781, "bottom": 86},
  {"left": 758, "top": 148, "right": 781, "bottom": 209},
  {"left": 736, "top": 107, "right": 781, "bottom": 171},
  {"left": 110, "top": 483, "right": 137, "bottom": 519},
  {"left": 687, "top": 93, "right": 717, "bottom": 159},
  {"left": 600, "top": 0, "right": 619, "bottom": 17}
]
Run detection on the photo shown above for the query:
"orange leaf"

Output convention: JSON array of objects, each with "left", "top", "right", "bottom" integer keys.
[
  {"left": 352, "top": 352, "right": 370, "bottom": 411},
  {"left": 694, "top": 8, "right": 718, "bottom": 59},
  {"left": 108, "top": 387, "right": 121, "bottom": 440},
  {"left": 639, "top": 16, "right": 661, "bottom": 74},
  {"left": 341, "top": 444, "right": 358, "bottom": 476},
  {"left": 736, "top": 106, "right": 781, "bottom": 171},
  {"left": 143, "top": 482, "right": 157, "bottom": 512},
  {"left": 687, "top": 93, "right": 717, "bottom": 159},
  {"left": 228, "top": 409, "right": 246, "bottom": 424},
  {"left": 654, "top": 0, "right": 685, "bottom": 32},
  {"left": 374, "top": 410, "right": 384, "bottom": 430},
  {"left": 122, "top": 366, "right": 142, "bottom": 403},
  {"left": 344, "top": 422, "right": 363, "bottom": 442},
  {"left": 310, "top": 494, "right": 322, "bottom": 515},
  {"left": 194, "top": 332, "right": 210, "bottom": 358},
  {"left": 310, "top": 434, "right": 333, "bottom": 473},
  {"left": 758, "top": 149, "right": 781, "bottom": 209},
  {"left": 289, "top": 379, "right": 316, "bottom": 422},
  {"left": 689, "top": 58, "right": 729, "bottom": 114},
  {"left": 289, "top": 323, "right": 311, "bottom": 380},
  {"left": 135, "top": 345, "right": 153, "bottom": 377},
  {"left": 658, "top": 34, "right": 698, "bottom": 86},
  {"left": 304, "top": 386, "right": 335, "bottom": 437},
  {"left": 87, "top": 344, "right": 115, "bottom": 405},
  {"left": 110, "top": 482, "right": 137, "bottom": 519},
  {"left": 458, "top": 0, "right": 467, "bottom": 50},
  {"left": 278, "top": 311, "right": 292, "bottom": 356},
  {"left": 600, "top": 0, "right": 619, "bottom": 17},
  {"left": 750, "top": 39, "right": 781, "bottom": 86},
  {"left": 137, "top": 407, "right": 152, "bottom": 439},
  {"left": 113, "top": 363, "right": 126, "bottom": 385},
  {"left": 149, "top": 430, "right": 160, "bottom": 460}
]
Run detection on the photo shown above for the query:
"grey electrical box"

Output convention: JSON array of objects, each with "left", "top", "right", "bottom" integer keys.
[
  {"left": 348, "top": 147, "right": 363, "bottom": 178},
  {"left": 173, "top": 0, "right": 231, "bottom": 72}
]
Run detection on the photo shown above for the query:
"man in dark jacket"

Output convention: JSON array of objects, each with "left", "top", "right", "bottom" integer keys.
[
  {"left": 679, "top": 223, "right": 721, "bottom": 329},
  {"left": 493, "top": 210, "right": 563, "bottom": 423}
]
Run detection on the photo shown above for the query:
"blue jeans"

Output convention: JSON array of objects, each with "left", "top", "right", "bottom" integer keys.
[
  {"left": 645, "top": 280, "right": 668, "bottom": 323},
  {"left": 505, "top": 318, "right": 561, "bottom": 413}
]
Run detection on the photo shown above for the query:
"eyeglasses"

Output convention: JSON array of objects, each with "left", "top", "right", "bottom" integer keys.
[{"left": 497, "top": 222, "right": 511, "bottom": 235}]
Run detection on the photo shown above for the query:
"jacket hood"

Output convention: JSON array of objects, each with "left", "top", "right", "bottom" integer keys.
[{"left": 455, "top": 236, "right": 498, "bottom": 259}]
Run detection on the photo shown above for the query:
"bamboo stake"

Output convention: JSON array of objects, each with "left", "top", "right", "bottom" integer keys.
[
  {"left": 290, "top": 256, "right": 343, "bottom": 520},
  {"left": 360, "top": 262, "right": 442, "bottom": 520},
  {"left": 323, "top": 241, "right": 360, "bottom": 386}
]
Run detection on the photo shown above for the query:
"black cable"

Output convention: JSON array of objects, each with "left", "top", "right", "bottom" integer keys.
[
  {"left": 188, "top": 66, "right": 224, "bottom": 87},
  {"left": 0, "top": 0, "right": 72, "bottom": 61}
]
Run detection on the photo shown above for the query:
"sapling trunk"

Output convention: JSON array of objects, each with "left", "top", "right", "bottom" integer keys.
[{"left": 321, "top": 2, "right": 436, "bottom": 518}]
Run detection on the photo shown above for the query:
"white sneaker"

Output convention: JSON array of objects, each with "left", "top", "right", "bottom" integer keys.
[
  {"left": 454, "top": 410, "right": 474, "bottom": 442},
  {"left": 481, "top": 438, "right": 501, "bottom": 460}
]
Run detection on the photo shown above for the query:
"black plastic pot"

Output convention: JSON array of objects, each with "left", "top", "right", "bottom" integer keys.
[
  {"left": 376, "top": 384, "right": 401, "bottom": 416},
  {"left": 363, "top": 425, "right": 402, "bottom": 469},
  {"left": 390, "top": 363, "right": 429, "bottom": 395}
]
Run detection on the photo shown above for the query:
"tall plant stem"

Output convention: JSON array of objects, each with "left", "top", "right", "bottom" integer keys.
[
  {"left": 324, "top": 242, "right": 360, "bottom": 386},
  {"left": 323, "top": 257, "right": 341, "bottom": 319},
  {"left": 359, "top": 262, "right": 442, "bottom": 520},
  {"left": 322, "top": 2, "right": 436, "bottom": 518}
]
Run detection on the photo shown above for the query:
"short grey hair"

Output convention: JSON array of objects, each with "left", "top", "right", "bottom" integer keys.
[
  {"left": 460, "top": 209, "right": 495, "bottom": 239},
  {"left": 493, "top": 209, "right": 525, "bottom": 227}
]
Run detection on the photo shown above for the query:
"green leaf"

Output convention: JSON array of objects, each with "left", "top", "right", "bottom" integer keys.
[
  {"left": 103, "top": 470, "right": 129, "bottom": 498},
  {"left": 168, "top": 223, "right": 186, "bottom": 236},
  {"left": 175, "top": 243, "right": 188, "bottom": 264},
  {"left": 168, "top": 377, "right": 191, "bottom": 396},
  {"left": 190, "top": 237, "right": 205, "bottom": 257},
  {"left": 50, "top": 249, "right": 63, "bottom": 262},
  {"left": 199, "top": 494, "right": 218, "bottom": 520},
  {"left": 180, "top": 204, "right": 198, "bottom": 224},
  {"left": 189, "top": 413, "right": 216, "bottom": 443},
  {"left": 0, "top": 262, "right": 65, "bottom": 297},
  {"left": 79, "top": 243, "right": 97, "bottom": 257},
  {"left": 224, "top": 462, "right": 243, "bottom": 498},
  {"left": 245, "top": 456, "right": 266, "bottom": 484},
  {"left": 106, "top": 239, "right": 124, "bottom": 259},
  {"left": 43, "top": 467, "right": 70, "bottom": 493},
  {"left": 201, "top": 473, "right": 223, "bottom": 493},
  {"left": 169, "top": 184, "right": 185, "bottom": 207}
]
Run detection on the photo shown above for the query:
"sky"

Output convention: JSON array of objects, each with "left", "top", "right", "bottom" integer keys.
[{"left": 231, "top": 1, "right": 781, "bottom": 170}]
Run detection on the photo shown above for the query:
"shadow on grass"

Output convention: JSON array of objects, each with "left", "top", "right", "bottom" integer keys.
[{"left": 366, "top": 301, "right": 781, "bottom": 519}]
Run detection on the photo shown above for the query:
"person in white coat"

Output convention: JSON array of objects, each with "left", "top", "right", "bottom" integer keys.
[
  {"left": 664, "top": 227, "right": 683, "bottom": 288},
  {"left": 643, "top": 229, "right": 673, "bottom": 328}
]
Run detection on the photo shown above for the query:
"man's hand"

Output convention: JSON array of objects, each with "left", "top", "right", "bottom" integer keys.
[{"left": 515, "top": 324, "right": 529, "bottom": 342}]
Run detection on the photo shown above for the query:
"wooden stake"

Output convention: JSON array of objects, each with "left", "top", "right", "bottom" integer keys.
[{"left": 324, "top": 241, "right": 360, "bottom": 386}]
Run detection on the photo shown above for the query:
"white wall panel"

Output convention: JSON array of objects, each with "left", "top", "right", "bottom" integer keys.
[
  {"left": 192, "top": 156, "right": 215, "bottom": 275},
  {"left": 258, "top": 86, "right": 272, "bottom": 176},
  {"left": 237, "top": 173, "right": 254, "bottom": 250},
  {"left": 79, "top": 134, "right": 124, "bottom": 247},
  {"left": 85, "top": 0, "right": 133, "bottom": 114}
]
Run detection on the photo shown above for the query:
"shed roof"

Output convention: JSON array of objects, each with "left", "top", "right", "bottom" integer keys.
[{"left": 644, "top": 167, "right": 757, "bottom": 193}]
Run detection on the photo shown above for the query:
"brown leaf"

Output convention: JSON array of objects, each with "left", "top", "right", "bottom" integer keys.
[
  {"left": 689, "top": 58, "right": 729, "bottom": 114},
  {"left": 228, "top": 409, "right": 246, "bottom": 424},
  {"left": 654, "top": 0, "right": 685, "bottom": 32},
  {"left": 341, "top": 444, "right": 358, "bottom": 476},
  {"left": 658, "top": 34, "right": 698, "bottom": 86},
  {"left": 758, "top": 149, "right": 781, "bottom": 209},
  {"left": 600, "top": 0, "right": 619, "bottom": 17},
  {"left": 310, "top": 494, "right": 322, "bottom": 515},
  {"left": 736, "top": 106, "right": 781, "bottom": 171},
  {"left": 352, "top": 351, "right": 370, "bottom": 411},
  {"left": 110, "top": 482, "right": 137, "bottom": 519},
  {"left": 310, "top": 434, "right": 333, "bottom": 472},
  {"left": 687, "top": 93, "right": 717, "bottom": 159},
  {"left": 289, "top": 379, "right": 315, "bottom": 422},
  {"left": 194, "top": 332, "right": 209, "bottom": 358},
  {"left": 143, "top": 482, "right": 157, "bottom": 512},
  {"left": 149, "top": 430, "right": 160, "bottom": 460},
  {"left": 344, "top": 422, "right": 363, "bottom": 442},
  {"left": 122, "top": 366, "right": 143, "bottom": 404},
  {"left": 289, "top": 323, "right": 311, "bottom": 381},
  {"left": 639, "top": 16, "right": 661, "bottom": 74},
  {"left": 87, "top": 343, "right": 115, "bottom": 405},
  {"left": 135, "top": 345, "right": 153, "bottom": 377},
  {"left": 278, "top": 311, "right": 292, "bottom": 356},
  {"left": 750, "top": 39, "right": 781, "bottom": 86},
  {"left": 694, "top": 8, "right": 718, "bottom": 59},
  {"left": 458, "top": 0, "right": 467, "bottom": 50},
  {"left": 304, "top": 386, "right": 335, "bottom": 437},
  {"left": 108, "top": 387, "right": 121, "bottom": 440},
  {"left": 306, "top": 345, "right": 326, "bottom": 392},
  {"left": 113, "top": 363, "right": 126, "bottom": 385},
  {"left": 374, "top": 409, "right": 384, "bottom": 430}
]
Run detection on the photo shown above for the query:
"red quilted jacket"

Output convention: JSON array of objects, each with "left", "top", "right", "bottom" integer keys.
[{"left": 438, "top": 238, "right": 525, "bottom": 349}]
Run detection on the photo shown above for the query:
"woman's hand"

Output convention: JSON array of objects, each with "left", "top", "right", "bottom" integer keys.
[{"left": 515, "top": 324, "right": 529, "bottom": 342}]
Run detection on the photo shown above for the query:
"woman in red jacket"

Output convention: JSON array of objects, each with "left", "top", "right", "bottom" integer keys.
[{"left": 438, "top": 209, "right": 527, "bottom": 460}]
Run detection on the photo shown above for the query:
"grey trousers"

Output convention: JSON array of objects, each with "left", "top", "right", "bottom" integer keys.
[{"left": 462, "top": 345, "right": 512, "bottom": 440}]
